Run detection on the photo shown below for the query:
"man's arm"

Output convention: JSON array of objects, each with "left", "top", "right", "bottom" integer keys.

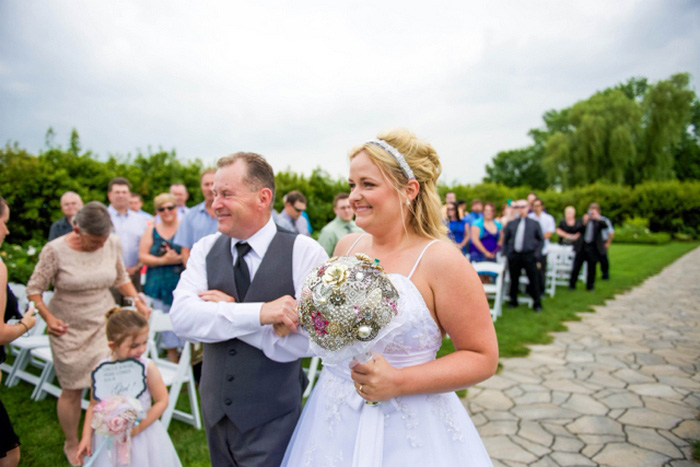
[{"left": 170, "top": 236, "right": 263, "bottom": 343}]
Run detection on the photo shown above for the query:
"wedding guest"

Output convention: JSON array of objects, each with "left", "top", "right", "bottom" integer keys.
[
  {"left": 446, "top": 202, "right": 468, "bottom": 255},
  {"left": 569, "top": 202, "right": 609, "bottom": 291},
  {"left": 107, "top": 178, "right": 148, "bottom": 301},
  {"left": 317, "top": 193, "right": 362, "bottom": 256},
  {"left": 457, "top": 199, "right": 467, "bottom": 220},
  {"left": 497, "top": 202, "right": 516, "bottom": 229},
  {"left": 276, "top": 191, "right": 310, "bottom": 236},
  {"left": 556, "top": 206, "right": 582, "bottom": 246},
  {"left": 470, "top": 202, "right": 502, "bottom": 262},
  {"left": 440, "top": 191, "right": 456, "bottom": 221},
  {"left": 528, "top": 198, "right": 556, "bottom": 295},
  {"left": 503, "top": 199, "right": 544, "bottom": 312},
  {"left": 527, "top": 192, "right": 537, "bottom": 212},
  {"left": 139, "top": 193, "right": 184, "bottom": 363},
  {"left": 27, "top": 201, "right": 150, "bottom": 466},
  {"left": 599, "top": 211, "right": 614, "bottom": 280},
  {"left": 169, "top": 183, "right": 190, "bottom": 218},
  {"left": 173, "top": 170, "right": 217, "bottom": 266},
  {"left": 129, "top": 193, "right": 154, "bottom": 223},
  {"left": 49, "top": 192, "right": 83, "bottom": 241},
  {"left": 1, "top": 194, "right": 37, "bottom": 467},
  {"left": 463, "top": 198, "right": 483, "bottom": 225}
]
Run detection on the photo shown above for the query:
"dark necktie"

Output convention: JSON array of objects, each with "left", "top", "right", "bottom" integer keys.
[{"left": 234, "top": 242, "right": 252, "bottom": 299}]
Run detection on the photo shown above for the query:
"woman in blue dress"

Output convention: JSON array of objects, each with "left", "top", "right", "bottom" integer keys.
[
  {"left": 139, "top": 193, "right": 184, "bottom": 362},
  {"left": 446, "top": 202, "right": 469, "bottom": 255},
  {"left": 469, "top": 202, "right": 502, "bottom": 262}
]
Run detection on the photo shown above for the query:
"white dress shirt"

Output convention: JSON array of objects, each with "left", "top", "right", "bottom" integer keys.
[
  {"left": 528, "top": 211, "right": 556, "bottom": 255},
  {"left": 170, "top": 217, "right": 327, "bottom": 354}
]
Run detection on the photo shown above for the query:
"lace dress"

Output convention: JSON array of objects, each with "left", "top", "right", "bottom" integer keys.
[
  {"left": 88, "top": 356, "right": 182, "bottom": 467},
  {"left": 281, "top": 241, "right": 493, "bottom": 466}
]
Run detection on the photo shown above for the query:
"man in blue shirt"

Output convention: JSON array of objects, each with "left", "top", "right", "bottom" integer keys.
[
  {"left": 173, "top": 170, "right": 218, "bottom": 266},
  {"left": 107, "top": 178, "right": 148, "bottom": 299}
]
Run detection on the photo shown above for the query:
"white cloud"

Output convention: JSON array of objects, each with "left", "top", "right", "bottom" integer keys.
[{"left": 1, "top": 0, "right": 698, "bottom": 185}]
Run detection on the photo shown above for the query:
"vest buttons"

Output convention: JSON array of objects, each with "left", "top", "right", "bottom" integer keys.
[
  {"left": 225, "top": 398, "right": 232, "bottom": 406},
  {"left": 227, "top": 375, "right": 235, "bottom": 382},
  {"left": 228, "top": 349, "right": 237, "bottom": 356}
]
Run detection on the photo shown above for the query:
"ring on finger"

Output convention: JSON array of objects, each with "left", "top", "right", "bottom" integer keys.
[{"left": 358, "top": 384, "right": 363, "bottom": 394}]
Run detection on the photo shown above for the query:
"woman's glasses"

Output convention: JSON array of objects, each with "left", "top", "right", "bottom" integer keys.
[{"left": 157, "top": 205, "right": 177, "bottom": 213}]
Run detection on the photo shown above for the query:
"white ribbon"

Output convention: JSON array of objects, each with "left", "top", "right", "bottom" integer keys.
[{"left": 349, "top": 389, "right": 399, "bottom": 467}]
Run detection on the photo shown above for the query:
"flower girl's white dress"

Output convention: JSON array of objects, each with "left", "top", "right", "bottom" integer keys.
[
  {"left": 281, "top": 241, "right": 493, "bottom": 466},
  {"left": 89, "top": 356, "right": 182, "bottom": 467}
]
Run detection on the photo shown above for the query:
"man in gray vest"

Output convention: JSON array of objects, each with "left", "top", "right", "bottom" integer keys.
[{"left": 171, "top": 152, "right": 328, "bottom": 466}]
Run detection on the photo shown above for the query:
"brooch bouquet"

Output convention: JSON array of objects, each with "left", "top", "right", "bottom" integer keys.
[{"left": 298, "top": 254, "right": 402, "bottom": 367}]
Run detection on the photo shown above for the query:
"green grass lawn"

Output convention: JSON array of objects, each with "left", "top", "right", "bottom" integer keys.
[{"left": 2, "top": 242, "right": 697, "bottom": 466}]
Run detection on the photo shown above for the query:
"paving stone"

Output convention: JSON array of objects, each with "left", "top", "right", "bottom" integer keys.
[
  {"left": 510, "top": 404, "right": 579, "bottom": 421},
  {"left": 511, "top": 435, "right": 551, "bottom": 457},
  {"left": 550, "top": 391, "right": 571, "bottom": 405},
  {"left": 512, "top": 391, "right": 551, "bottom": 405},
  {"left": 477, "top": 374, "right": 517, "bottom": 390},
  {"left": 470, "top": 388, "right": 514, "bottom": 411},
  {"left": 597, "top": 391, "right": 643, "bottom": 409},
  {"left": 607, "top": 409, "right": 624, "bottom": 419},
  {"left": 561, "top": 394, "right": 608, "bottom": 416},
  {"left": 626, "top": 426, "right": 683, "bottom": 458},
  {"left": 657, "top": 375, "right": 700, "bottom": 390},
  {"left": 668, "top": 461, "right": 699, "bottom": 467},
  {"left": 641, "top": 396, "right": 695, "bottom": 419},
  {"left": 470, "top": 412, "right": 487, "bottom": 427},
  {"left": 504, "top": 386, "right": 524, "bottom": 398},
  {"left": 479, "top": 410, "right": 519, "bottom": 422},
  {"left": 518, "top": 421, "right": 553, "bottom": 447},
  {"left": 577, "top": 434, "right": 626, "bottom": 445},
  {"left": 659, "top": 429, "right": 690, "bottom": 448},
  {"left": 550, "top": 436, "right": 583, "bottom": 453},
  {"left": 543, "top": 379, "right": 595, "bottom": 394},
  {"left": 627, "top": 383, "right": 683, "bottom": 399},
  {"left": 593, "top": 443, "right": 670, "bottom": 466},
  {"left": 530, "top": 456, "right": 559, "bottom": 467},
  {"left": 580, "top": 443, "right": 603, "bottom": 458},
  {"left": 612, "top": 368, "right": 656, "bottom": 384},
  {"left": 550, "top": 452, "right": 596, "bottom": 466},
  {"left": 618, "top": 407, "right": 683, "bottom": 429},
  {"left": 633, "top": 352, "right": 668, "bottom": 366},
  {"left": 566, "top": 416, "right": 624, "bottom": 436},
  {"left": 477, "top": 420, "right": 519, "bottom": 437},
  {"left": 481, "top": 436, "right": 538, "bottom": 464},
  {"left": 565, "top": 350, "right": 595, "bottom": 363},
  {"left": 671, "top": 419, "right": 700, "bottom": 440},
  {"left": 541, "top": 422, "right": 570, "bottom": 437}
]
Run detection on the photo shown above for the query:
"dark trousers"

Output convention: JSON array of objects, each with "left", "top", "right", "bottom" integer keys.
[
  {"left": 205, "top": 407, "right": 301, "bottom": 467},
  {"left": 110, "top": 270, "right": 142, "bottom": 306},
  {"left": 508, "top": 252, "right": 541, "bottom": 307},
  {"left": 570, "top": 243, "right": 600, "bottom": 290},
  {"left": 536, "top": 256, "right": 547, "bottom": 297},
  {"left": 600, "top": 250, "right": 609, "bottom": 279}
]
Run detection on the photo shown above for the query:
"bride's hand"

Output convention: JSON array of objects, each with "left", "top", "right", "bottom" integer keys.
[{"left": 350, "top": 354, "right": 404, "bottom": 402}]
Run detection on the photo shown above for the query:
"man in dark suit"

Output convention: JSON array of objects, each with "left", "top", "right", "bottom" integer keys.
[
  {"left": 569, "top": 202, "right": 609, "bottom": 291},
  {"left": 171, "top": 152, "right": 327, "bottom": 466},
  {"left": 503, "top": 199, "right": 544, "bottom": 312}
]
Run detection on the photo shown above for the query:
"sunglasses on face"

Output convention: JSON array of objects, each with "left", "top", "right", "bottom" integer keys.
[
  {"left": 157, "top": 205, "right": 177, "bottom": 213},
  {"left": 292, "top": 205, "right": 305, "bottom": 213}
]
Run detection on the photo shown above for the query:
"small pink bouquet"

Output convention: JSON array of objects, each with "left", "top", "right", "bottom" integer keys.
[{"left": 91, "top": 395, "right": 143, "bottom": 465}]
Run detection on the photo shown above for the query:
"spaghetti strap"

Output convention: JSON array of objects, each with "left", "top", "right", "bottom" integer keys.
[
  {"left": 407, "top": 240, "right": 439, "bottom": 279},
  {"left": 345, "top": 234, "right": 366, "bottom": 256}
]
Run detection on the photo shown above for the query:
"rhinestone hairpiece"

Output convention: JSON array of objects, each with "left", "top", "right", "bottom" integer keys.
[{"left": 367, "top": 139, "right": 416, "bottom": 181}]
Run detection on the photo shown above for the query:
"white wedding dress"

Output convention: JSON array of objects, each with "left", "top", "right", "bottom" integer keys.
[{"left": 281, "top": 241, "right": 493, "bottom": 466}]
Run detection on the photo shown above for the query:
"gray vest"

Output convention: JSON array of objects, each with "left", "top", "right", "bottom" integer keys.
[{"left": 201, "top": 229, "right": 306, "bottom": 432}]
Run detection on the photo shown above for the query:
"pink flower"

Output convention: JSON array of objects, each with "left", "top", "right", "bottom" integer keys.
[{"left": 107, "top": 415, "right": 128, "bottom": 435}]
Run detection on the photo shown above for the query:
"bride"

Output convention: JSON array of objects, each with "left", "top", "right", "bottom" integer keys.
[{"left": 251, "top": 129, "right": 497, "bottom": 466}]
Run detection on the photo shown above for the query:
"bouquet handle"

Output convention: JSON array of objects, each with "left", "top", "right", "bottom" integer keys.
[{"left": 352, "top": 351, "right": 381, "bottom": 407}]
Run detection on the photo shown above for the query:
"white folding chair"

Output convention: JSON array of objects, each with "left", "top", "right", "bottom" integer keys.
[
  {"left": 472, "top": 261, "right": 506, "bottom": 321},
  {"left": 31, "top": 346, "right": 91, "bottom": 409},
  {"left": 148, "top": 310, "right": 202, "bottom": 430},
  {"left": 303, "top": 356, "right": 321, "bottom": 399}
]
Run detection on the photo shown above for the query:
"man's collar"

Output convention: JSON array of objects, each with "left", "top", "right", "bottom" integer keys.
[{"left": 229, "top": 217, "right": 276, "bottom": 259}]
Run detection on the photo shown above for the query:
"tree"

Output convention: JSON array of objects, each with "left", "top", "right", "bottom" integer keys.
[{"left": 483, "top": 146, "right": 548, "bottom": 189}]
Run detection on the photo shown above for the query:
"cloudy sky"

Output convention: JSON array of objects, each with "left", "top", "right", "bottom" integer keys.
[{"left": 1, "top": 1, "right": 699, "bottom": 185}]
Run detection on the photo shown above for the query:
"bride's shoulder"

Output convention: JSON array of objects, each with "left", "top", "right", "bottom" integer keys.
[
  {"left": 334, "top": 232, "right": 364, "bottom": 256},
  {"left": 420, "top": 239, "right": 471, "bottom": 272}
]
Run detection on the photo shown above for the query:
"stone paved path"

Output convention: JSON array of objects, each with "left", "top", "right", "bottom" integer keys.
[{"left": 463, "top": 247, "right": 700, "bottom": 466}]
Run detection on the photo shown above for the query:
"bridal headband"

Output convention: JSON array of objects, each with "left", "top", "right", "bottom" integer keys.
[{"left": 367, "top": 139, "right": 416, "bottom": 181}]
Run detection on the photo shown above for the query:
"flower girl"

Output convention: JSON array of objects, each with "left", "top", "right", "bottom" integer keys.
[{"left": 75, "top": 308, "right": 181, "bottom": 466}]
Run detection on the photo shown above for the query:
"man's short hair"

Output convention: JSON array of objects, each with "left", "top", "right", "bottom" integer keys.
[
  {"left": 108, "top": 177, "right": 131, "bottom": 192},
  {"left": 285, "top": 190, "right": 307, "bottom": 206},
  {"left": 217, "top": 152, "right": 276, "bottom": 200},
  {"left": 200, "top": 169, "right": 216, "bottom": 181},
  {"left": 588, "top": 202, "right": 600, "bottom": 211},
  {"left": 471, "top": 198, "right": 482, "bottom": 206},
  {"left": 130, "top": 193, "right": 142, "bottom": 201},
  {"left": 333, "top": 192, "right": 349, "bottom": 207}
]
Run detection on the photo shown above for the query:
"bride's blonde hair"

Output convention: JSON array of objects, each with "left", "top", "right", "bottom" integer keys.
[{"left": 349, "top": 128, "right": 447, "bottom": 240}]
